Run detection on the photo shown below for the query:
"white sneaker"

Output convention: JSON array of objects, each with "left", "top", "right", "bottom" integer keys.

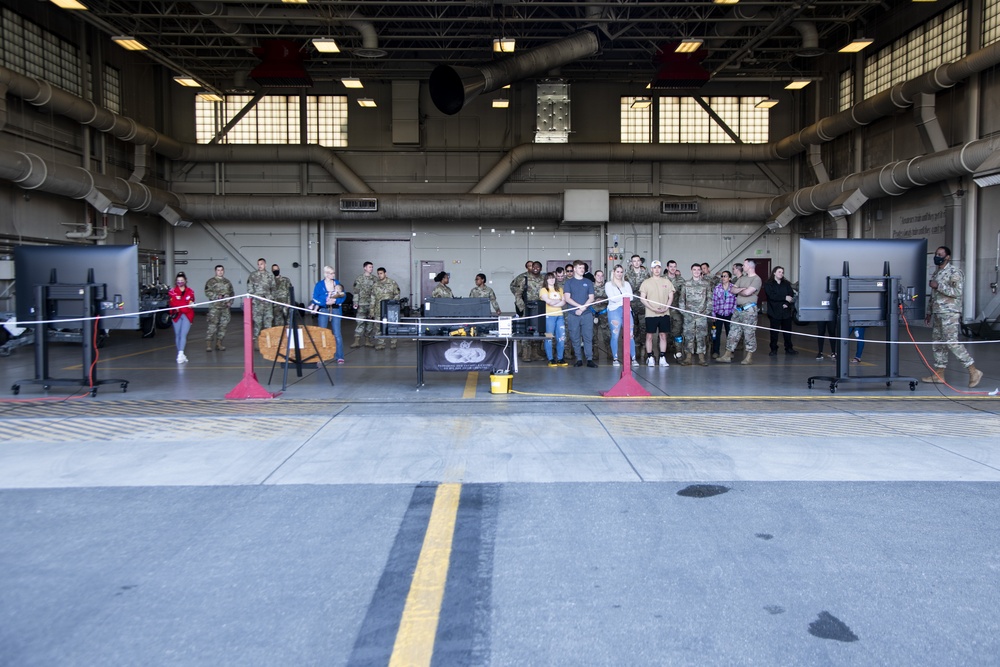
[
  {"left": 176, "top": 352, "right": 186, "bottom": 364},
  {"left": 659, "top": 356, "right": 669, "bottom": 367},
  {"left": 646, "top": 356, "right": 655, "bottom": 367},
  {"left": 631, "top": 358, "right": 639, "bottom": 367},
  {"left": 612, "top": 358, "right": 621, "bottom": 367}
]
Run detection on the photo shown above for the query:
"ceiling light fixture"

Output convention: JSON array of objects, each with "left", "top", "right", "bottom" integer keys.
[
  {"left": 755, "top": 97, "right": 779, "bottom": 109},
  {"left": 630, "top": 97, "right": 652, "bottom": 109},
  {"left": 972, "top": 151, "right": 1000, "bottom": 187},
  {"left": 839, "top": 38, "right": 874, "bottom": 53},
  {"left": 50, "top": 0, "right": 88, "bottom": 9},
  {"left": 198, "top": 93, "right": 223, "bottom": 102},
  {"left": 341, "top": 77, "right": 363, "bottom": 89},
  {"left": 357, "top": 98, "right": 377, "bottom": 108},
  {"left": 784, "top": 79, "right": 812, "bottom": 90},
  {"left": 493, "top": 38, "right": 516, "bottom": 53},
  {"left": 312, "top": 38, "right": 340, "bottom": 54},
  {"left": 675, "top": 39, "right": 703, "bottom": 53},
  {"left": 492, "top": 98, "right": 509, "bottom": 109},
  {"left": 713, "top": 0, "right": 740, "bottom": 4},
  {"left": 111, "top": 36, "right": 147, "bottom": 51},
  {"left": 173, "top": 77, "right": 201, "bottom": 87},
  {"left": 282, "top": 0, "right": 308, "bottom": 3}
]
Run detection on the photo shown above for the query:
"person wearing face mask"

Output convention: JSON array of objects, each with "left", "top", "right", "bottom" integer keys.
[
  {"left": 168, "top": 272, "right": 195, "bottom": 364},
  {"left": 271, "top": 263, "right": 293, "bottom": 327},
  {"left": 923, "top": 246, "right": 983, "bottom": 387}
]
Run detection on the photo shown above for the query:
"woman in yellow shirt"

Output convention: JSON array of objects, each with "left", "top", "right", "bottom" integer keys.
[{"left": 539, "top": 272, "right": 568, "bottom": 367}]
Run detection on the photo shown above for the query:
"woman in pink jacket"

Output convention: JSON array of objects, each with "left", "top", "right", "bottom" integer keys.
[{"left": 168, "top": 271, "right": 195, "bottom": 364}]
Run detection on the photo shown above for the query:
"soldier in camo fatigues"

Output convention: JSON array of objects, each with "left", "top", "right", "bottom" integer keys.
[
  {"left": 372, "top": 267, "right": 401, "bottom": 350},
  {"left": 247, "top": 258, "right": 276, "bottom": 346},
  {"left": 678, "top": 263, "right": 712, "bottom": 366},
  {"left": 625, "top": 255, "right": 651, "bottom": 359},
  {"left": 717, "top": 258, "right": 761, "bottom": 365},
  {"left": 203, "top": 265, "right": 234, "bottom": 351},
  {"left": 469, "top": 273, "right": 502, "bottom": 315},
  {"left": 509, "top": 261, "right": 533, "bottom": 316},
  {"left": 270, "top": 263, "right": 293, "bottom": 327},
  {"left": 591, "top": 270, "right": 610, "bottom": 363},
  {"left": 431, "top": 272, "right": 454, "bottom": 298},
  {"left": 352, "top": 262, "right": 377, "bottom": 348},
  {"left": 522, "top": 262, "right": 546, "bottom": 361},
  {"left": 665, "top": 260, "right": 685, "bottom": 356},
  {"left": 923, "top": 246, "right": 983, "bottom": 387}
]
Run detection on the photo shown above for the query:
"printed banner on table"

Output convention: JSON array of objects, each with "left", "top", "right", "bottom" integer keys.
[{"left": 422, "top": 339, "right": 513, "bottom": 372}]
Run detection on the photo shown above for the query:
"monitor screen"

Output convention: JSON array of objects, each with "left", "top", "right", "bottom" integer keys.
[
  {"left": 14, "top": 245, "right": 140, "bottom": 330},
  {"left": 796, "top": 238, "right": 927, "bottom": 323}
]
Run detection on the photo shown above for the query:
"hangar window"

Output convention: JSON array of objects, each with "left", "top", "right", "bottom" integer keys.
[
  {"left": 1, "top": 8, "right": 81, "bottom": 96},
  {"left": 985, "top": 0, "right": 1000, "bottom": 46},
  {"left": 659, "top": 97, "right": 769, "bottom": 144},
  {"left": 195, "top": 95, "right": 348, "bottom": 147},
  {"left": 838, "top": 70, "right": 854, "bottom": 113}
]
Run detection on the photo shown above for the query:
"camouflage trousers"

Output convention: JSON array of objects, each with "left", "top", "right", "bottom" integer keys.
[
  {"left": 726, "top": 306, "right": 758, "bottom": 353},
  {"left": 669, "top": 308, "right": 684, "bottom": 353},
  {"left": 683, "top": 313, "right": 710, "bottom": 354},
  {"left": 931, "top": 312, "right": 974, "bottom": 367},
  {"left": 251, "top": 299, "right": 273, "bottom": 340},
  {"left": 272, "top": 304, "right": 289, "bottom": 328},
  {"left": 354, "top": 305, "right": 376, "bottom": 339},
  {"left": 594, "top": 313, "right": 610, "bottom": 360},
  {"left": 630, "top": 302, "right": 646, "bottom": 356},
  {"left": 205, "top": 306, "right": 231, "bottom": 341}
]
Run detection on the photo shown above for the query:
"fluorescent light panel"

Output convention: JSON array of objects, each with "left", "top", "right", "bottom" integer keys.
[
  {"left": 312, "top": 38, "right": 340, "bottom": 53},
  {"left": 112, "top": 35, "right": 147, "bottom": 51},
  {"left": 341, "top": 77, "right": 363, "bottom": 89},
  {"left": 675, "top": 39, "right": 703, "bottom": 53},
  {"left": 51, "top": 0, "right": 88, "bottom": 9},
  {"left": 173, "top": 77, "right": 201, "bottom": 87},
  {"left": 631, "top": 98, "right": 652, "bottom": 109},
  {"left": 839, "top": 38, "right": 874, "bottom": 53},
  {"left": 493, "top": 38, "right": 516, "bottom": 53},
  {"left": 713, "top": 0, "right": 740, "bottom": 4},
  {"left": 784, "top": 79, "right": 812, "bottom": 90},
  {"left": 492, "top": 98, "right": 509, "bottom": 108},
  {"left": 755, "top": 97, "right": 779, "bottom": 109},
  {"left": 198, "top": 93, "right": 223, "bottom": 102},
  {"left": 357, "top": 98, "right": 377, "bottom": 108}
]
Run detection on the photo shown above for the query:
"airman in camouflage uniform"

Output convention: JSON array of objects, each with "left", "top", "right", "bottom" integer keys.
[
  {"left": 247, "top": 258, "right": 276, "bottom": 346},
  {"left": 665, "top": 260, "right": 685, "bottom": 356},
  {"left": 204, "top": 264, "right": 234, "bottom": 351},
  {"left": 469, "top": 273, "right": 502, "bottom": 315},
  {"left": 509, "top": 260, "right": 533, "bottom": 316},
  {"left": 431, "top": 272, "right": 454, "bottom": 298},
  {"left": 923, "top": 246, "right": 983, "bottom": 387},
  {"left": 717, "top": 258, "right": 761, "bottom": 365},
  {"left": 270, "top": 263, "right": 293, "bottom": 327},
  {"left": 519, "top": 262, "right": 546, "bottom": 361},
  {"left": 678, "top": 263, "right": 712, "bottom": 366},
  {"left": 591, "top": 270, "right": 610, "bottom": 362},
  {"left": 625, "top": 255, "right": 651, "bottom": 359},
  {"left": 352, "top": 261, "right": 377, "bottom": 348},
  {"left": 372, "top": 267, "right": 401, "bottom": 350}
]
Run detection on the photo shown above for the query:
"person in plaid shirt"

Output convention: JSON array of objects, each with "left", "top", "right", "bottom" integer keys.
[{"left": 710, "top": 270, "right": 737, "bottom": 358}]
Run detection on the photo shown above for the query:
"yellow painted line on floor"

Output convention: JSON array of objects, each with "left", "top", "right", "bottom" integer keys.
[
  {"left": 389, "top": 482, "right": 462, "bottom": 667},
  {"left": 462, "top": 371, "right": 479, "bottom": 399}
]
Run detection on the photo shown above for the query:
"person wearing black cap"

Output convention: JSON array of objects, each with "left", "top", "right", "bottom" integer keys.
[{"left": 431, "top": 271, "right": 453, "bottom": 298}]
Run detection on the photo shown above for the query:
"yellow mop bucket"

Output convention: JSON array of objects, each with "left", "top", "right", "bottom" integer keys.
[{"left": 489, "top": 372, "right": 513, "bottom": 394}]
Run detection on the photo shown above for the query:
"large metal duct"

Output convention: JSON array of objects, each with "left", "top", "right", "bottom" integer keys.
[{"left": 429, "top": 31, "right": 600, "bottom": 115}]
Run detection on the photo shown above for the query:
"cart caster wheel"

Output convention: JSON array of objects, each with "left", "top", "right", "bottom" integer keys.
[
  {"left": 43, "top": 385, "right": 50, "bottom": 391},
  {"left": 11, "top": 385, "right": 19, "bottom": 395},
  {"left": 910, "top": 382, "right": 917, "bottom": 391},
  {"left": 90, "top": 388, "right": 98, "bottom": 397},
  {"left": 121, "top": 382, "right": 128, "bottom": 393},
  {"left": 886, "top": 382, "right": 892, "bottom": 387},
  {"left": 807, "top": 380, "right": 814, "bottom": 388},
  {"left": 829, "top": 384, "right": 836, "bottom": 394}
]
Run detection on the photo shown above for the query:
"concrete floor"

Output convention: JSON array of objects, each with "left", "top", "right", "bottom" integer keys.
[{"left": 1, "top": 313, "right": 999, "bottom": 665}]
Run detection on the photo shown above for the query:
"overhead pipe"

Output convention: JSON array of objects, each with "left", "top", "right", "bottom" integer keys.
[{"left": 429, "top": 31, "right": 600, "bottom": 115}]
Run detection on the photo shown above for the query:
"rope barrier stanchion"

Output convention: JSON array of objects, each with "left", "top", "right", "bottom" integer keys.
[
  {"left": 601, "top": 296, "right": 649, "bottom": 397},
  {"left": 225, "top": 296, "right": 280, "bottom": 400}
]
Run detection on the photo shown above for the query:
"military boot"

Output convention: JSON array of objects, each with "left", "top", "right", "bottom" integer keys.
[
  {"left": 716, "top": 350, "right": 733, "bottom": 363},
  {"left": 698, "top": 354, "right": 709, "bottom": 367},
  {"left": 740, "top": 351, "right": 754, "bottom": 365},
  {"left": 969, "top": 364, "right": 983, "bottom": 388},
  {"left": 216, "top": 340, "right": 226, "bottom": 351},
  {"left": 206, "top": 340, "right": 213, "bottom": 352},
  {"left": 678, "top": 352, "right": 692, "bottom": 366},
  {"left": 350, "top": 337, "right": 362, "bottom": 349},
  {"left": 364, "top": 336, "right": 375, "bottom": 348},
  {"left": 921, "top": 367, "right": 946, "bottom": 383},
  {"left": 390, "top": 339, "right": 397, "bottom": 350}
]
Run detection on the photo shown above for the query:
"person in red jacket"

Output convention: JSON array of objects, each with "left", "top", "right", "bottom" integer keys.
[{"left": 169, "top": 271, "right": 195, "bottom": 364}]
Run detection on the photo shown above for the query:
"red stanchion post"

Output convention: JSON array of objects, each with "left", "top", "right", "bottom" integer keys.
[
  {"left": 225, "top": 296, "right": 280, "bottom": 399},
  {"left": 600, "top": 296, "right": 650, "bottom": 397}
]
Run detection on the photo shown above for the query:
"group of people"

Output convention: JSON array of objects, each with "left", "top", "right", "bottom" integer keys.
[{"left": 160, "top": 244, "right": 984, "bottom": 388}]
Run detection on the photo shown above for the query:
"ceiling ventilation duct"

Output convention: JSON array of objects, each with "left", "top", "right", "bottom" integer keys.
[
  {"left": 429, "top": 31, "right": 599, "bottom": 115},
  {"left": 251, "top": 40, "right": 313, "bottom": 88}
]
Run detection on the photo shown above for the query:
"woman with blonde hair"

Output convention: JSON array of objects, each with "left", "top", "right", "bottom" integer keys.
[
  {"left": 606, "top": 264, "right": 638, "bottom": 366},
  {"left": 309, "top": 265, "right": 346, "bottom": 364}
]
